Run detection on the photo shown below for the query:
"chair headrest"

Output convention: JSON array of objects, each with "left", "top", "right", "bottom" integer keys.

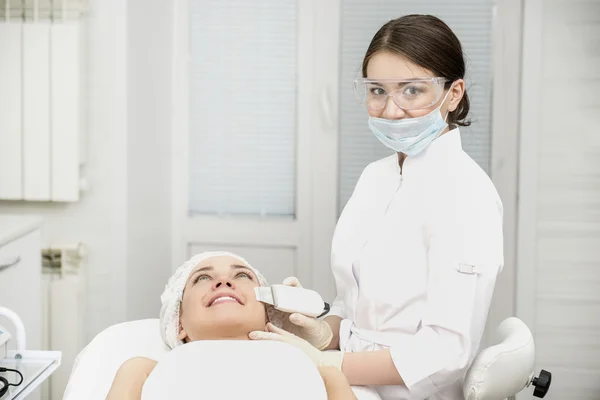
[{"left": 463, "top": 317, "right": 535, "bottom": 400}]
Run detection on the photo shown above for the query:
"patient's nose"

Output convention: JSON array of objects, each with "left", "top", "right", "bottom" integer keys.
[{"left": 213, "top": 279, "right": 235, "bottom": 290}]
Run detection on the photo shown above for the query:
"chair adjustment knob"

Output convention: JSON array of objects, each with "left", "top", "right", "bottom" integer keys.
[{"left": 532, "top": 369, "right": 551, "bottom": 398}]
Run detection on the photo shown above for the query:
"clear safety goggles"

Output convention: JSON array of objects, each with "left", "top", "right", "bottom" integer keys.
[{"left": 353, "top": 77, "right": 449, "bottom": 111}]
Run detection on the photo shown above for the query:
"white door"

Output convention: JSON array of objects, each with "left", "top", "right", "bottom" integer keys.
[{"left": 171, "top": 0, "right": 340, "bottom": 302}]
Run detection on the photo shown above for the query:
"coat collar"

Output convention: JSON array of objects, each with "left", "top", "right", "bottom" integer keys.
[{"left": 397, "top": 128, "right": 463, "bottom": 177}]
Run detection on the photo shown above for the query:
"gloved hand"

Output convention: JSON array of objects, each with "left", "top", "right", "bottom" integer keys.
[
  {"left": 249, "top": 323, "right": 343, "bottom": 370},
  {"left": 279, "top": 276, "right": 333, "bottom": 351}
]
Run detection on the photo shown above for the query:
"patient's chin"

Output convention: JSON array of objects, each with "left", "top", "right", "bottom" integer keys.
[{"left": 211, "top": 304, "right": 265, "bottom": 323}]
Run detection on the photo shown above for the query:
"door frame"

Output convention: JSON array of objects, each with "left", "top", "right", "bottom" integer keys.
[
  {"left": 485, "top": 0, "right": 526, "bottom": 346},
  {"left": 515, "top": 0, "right": 543, "bottom": 338}
]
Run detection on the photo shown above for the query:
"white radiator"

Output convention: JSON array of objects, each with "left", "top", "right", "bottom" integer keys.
[
  {"left": 40, "top": 244, "right": 85, "bottom": 400},
  {"left": 0, "top": 0, "right": 86, "bottom": 202}
]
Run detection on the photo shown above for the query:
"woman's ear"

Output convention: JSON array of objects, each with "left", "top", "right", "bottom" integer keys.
[
  {"left": 177, "top": 320, "right": 188, "bottom": 341},
  {"left": 447, "top": 79, "right": 465, "bottom": 112}
]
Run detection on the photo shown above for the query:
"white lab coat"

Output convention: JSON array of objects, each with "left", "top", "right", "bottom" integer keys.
[{"left": 330, "top": 128, "right": 504, "bottom": 400}]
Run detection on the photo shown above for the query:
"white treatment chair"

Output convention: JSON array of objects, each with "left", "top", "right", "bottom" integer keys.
[
  {"left": 63, "top": 317, "right": 551, "bottom": 400},
  {"left": 62, "top": 319, "right": 168, "bottom": 400},
  {"left": 463, "top": 317, "right": 551, "bottom": 400}
]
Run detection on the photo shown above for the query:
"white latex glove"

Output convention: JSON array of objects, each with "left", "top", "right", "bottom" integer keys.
[
  {"left": 249, "top": 323, "right": 344, "bottom": 370},
  {"left": 279, "top": 276, "right": 333, "bottom": 351}
]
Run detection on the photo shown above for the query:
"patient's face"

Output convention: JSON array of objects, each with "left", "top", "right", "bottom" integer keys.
[{"left": 177, "top": 255, "right": 267, "bottom": 342}]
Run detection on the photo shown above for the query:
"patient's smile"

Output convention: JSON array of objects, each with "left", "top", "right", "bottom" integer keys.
[
  {"left": 207, "top": 291, "right": 244, "bottom": 307},
  {"left": 211, "top": 296, "right": 240, "bottom": 306}
]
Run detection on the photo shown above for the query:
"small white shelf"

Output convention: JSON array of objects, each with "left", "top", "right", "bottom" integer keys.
[{"left": 0, "top": 350, "right": 61, "bottom": 399}]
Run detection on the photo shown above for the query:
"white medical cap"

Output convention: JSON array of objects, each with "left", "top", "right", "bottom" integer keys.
[{"left": 159, "top": 251, "right": 287, "bottom": 349}]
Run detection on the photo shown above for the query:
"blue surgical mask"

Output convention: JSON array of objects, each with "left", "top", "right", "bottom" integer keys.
[{"left": 368, "top": 91, "right": 451, "bottom": 157}]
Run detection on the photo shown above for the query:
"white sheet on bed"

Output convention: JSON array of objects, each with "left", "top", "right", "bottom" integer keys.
[{"left": 142, "top": 340, "right": 327, "bottom": 399}]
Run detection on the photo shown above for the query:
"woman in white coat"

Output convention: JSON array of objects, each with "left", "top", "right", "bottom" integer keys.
[{"left": 249, "top": 14, "right": 504, "bottom": 400}]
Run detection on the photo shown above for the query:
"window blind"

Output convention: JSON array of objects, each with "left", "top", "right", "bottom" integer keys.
[
  {"left": 188, "top": 0, "right": 297, "bottom": 217},
  {"left": 339, "top": 0, "right": 495, "bottom": 213}
]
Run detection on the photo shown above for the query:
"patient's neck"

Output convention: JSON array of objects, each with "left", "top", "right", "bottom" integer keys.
[{"left": 193, "top": 323, "right": 265, "bottom": 342}]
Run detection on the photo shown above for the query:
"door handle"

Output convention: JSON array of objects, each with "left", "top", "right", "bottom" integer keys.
[{"left": 0, "top": 256, "right": 21, "bottom": 273}]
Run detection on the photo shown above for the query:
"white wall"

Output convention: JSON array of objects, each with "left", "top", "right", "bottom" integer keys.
[
  {"left": 0, "top": 0, "right": 129, "bottom": 342},
  {"left": 0, "top": 0, "right": 174, "bottom": 340},
  {"left": 0, "top": 3, "right": 174, "bottom": 398},
  {"left": 126, "top": 0, "right": 173, "bottom": 320},
  {"left": 518, "top": 0, "right": 600, "bottom": 398}
]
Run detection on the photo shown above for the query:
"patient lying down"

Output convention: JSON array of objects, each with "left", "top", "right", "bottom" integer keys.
[{"left": 106, "top": 251, "right": 357, "bottom": 400}]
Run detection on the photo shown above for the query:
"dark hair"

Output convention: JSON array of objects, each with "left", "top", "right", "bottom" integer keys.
[{"left": 362, "top": 14, "right": 471, "bottom": 127}]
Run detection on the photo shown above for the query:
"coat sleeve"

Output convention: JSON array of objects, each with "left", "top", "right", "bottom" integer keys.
[{"left": 388, "top": 174, "right": 504, "bottom": 398}]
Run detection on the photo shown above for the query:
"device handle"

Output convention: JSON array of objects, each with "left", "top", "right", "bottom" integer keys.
[{"left": 271, "top": 285, "right": 327, "bottom": 318}]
